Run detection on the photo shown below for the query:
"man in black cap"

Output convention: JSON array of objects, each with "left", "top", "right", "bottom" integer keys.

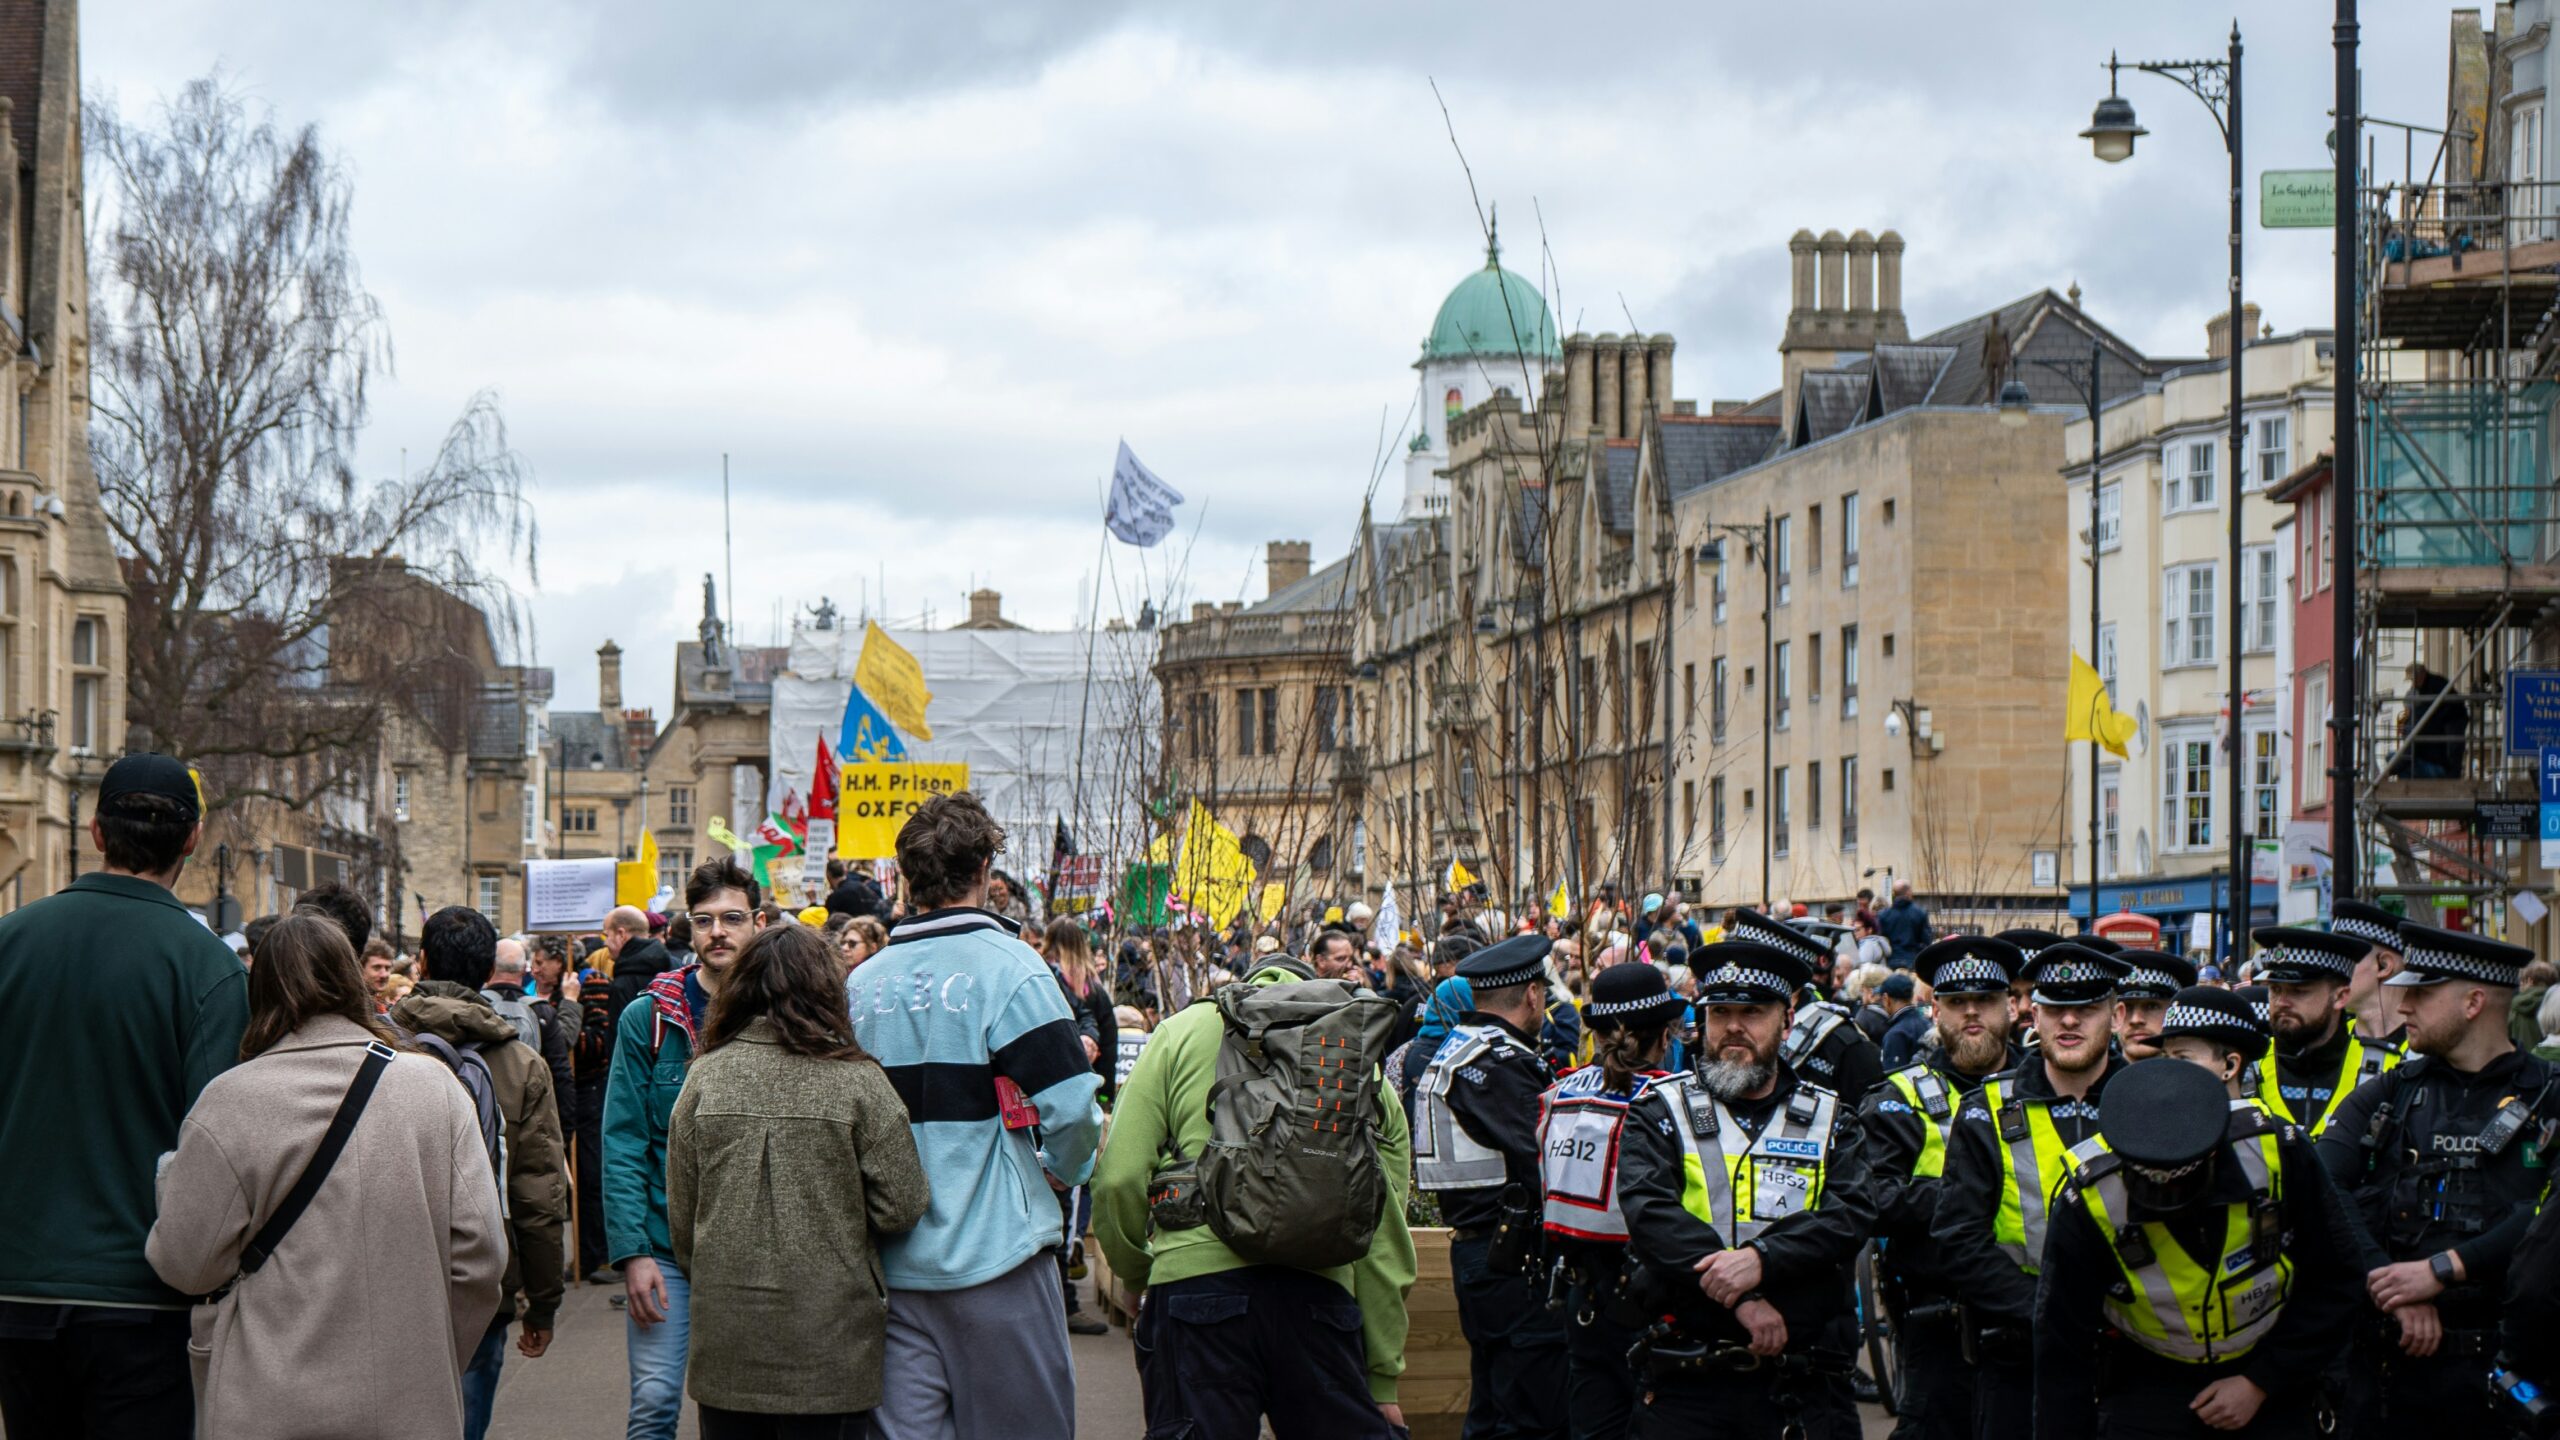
[
  {"left": 1994, "top": 929, "right": 2066, "bottom": 1043},
  {"left": 1744, "top": 909, "right": 1883, "bottom": 1103},
  {"left": 1411, "top": 933, "right": 1566, "bottom": 1439},
  {"left": 2035, "top": 1058, "right": 2362, "bottom": 1440},
  {"left": 2247, "top": 926, "right": 2400, "bottom": 1138},
  {"left": 2111, "top": 947, "right": 2198, "bottom": 1062},
  {"left": 1861, "top": 935, "right": 2026, "bottom": 1440},
  {"left": 2315, "top": 921, "right": 2560, "bottom": 1433},
  {"left": 1616, "top": 941, "right": 1877, "bottom": 1438},
  {"left": 1938, "top": 942, "right": 2130, "bottom": 1440},
  {"left": 0, "top": 755, "right": 248, "bottom": 1435},
  {"left": 2328, "top": 901, "right": 2409, "bottom": 1046}
]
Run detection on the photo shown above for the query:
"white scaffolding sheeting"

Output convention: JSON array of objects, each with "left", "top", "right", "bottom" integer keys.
[{"left": 768, "top": 620, "right": 1161, "bottom": 870}]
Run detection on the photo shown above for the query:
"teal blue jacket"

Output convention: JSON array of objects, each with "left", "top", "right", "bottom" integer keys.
[{"left": 602, "top": 988, "right": 696, "bottom": 1268}]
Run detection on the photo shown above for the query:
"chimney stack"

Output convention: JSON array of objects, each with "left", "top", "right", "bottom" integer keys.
[
  {"left": 967, "top": 589, "right": 1004, "bottom": 627},
  {"left": 1877, "top": 230, "right": 1905, "bottom": 315},
  {"left": 1265, "top": 540, "right": 1311, "bottom": 596},
  {"left": 597, "top": 640, "right": 623, "bottom": 714},
  {"left": 1596, "top": 334, "right": 1623, "bottom": 440},
  {"left": 1565, "top": 334, "right": 1595, "bottom": 437},
  {"left": 2205, "top": 303, "right": 2264, "bottom": 360},
  {"left": 1847, "top": 230, "right": 1876, "bottom": 313},
  {"left": 1648, "top": 335, "right": 1676, "bottom": 418},
  {"left": 1816, "top": 230, "right": 1847, "bottom": 312}
]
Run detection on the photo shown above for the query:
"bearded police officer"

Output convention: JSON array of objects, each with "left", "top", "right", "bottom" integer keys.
[
  {"left": 2035, "top": 1055, "right": 2362, "bottom": 1440},
  {"left": 1861, "top": 936, "right": 2027, "bottom": 1440},
  {"left": 2316, "top": 922, "right": 2560, "bottom": 1433},
  {"left": 2247, "top": 927, "right": 2400, "bottom": 1137},
  {"left": 1616, "top": 941, "right": 1877, "bottom": 1438},
  {"left": 1537, "top": 963, "right": 1687, "bottom": 1440},
  {"left": 1413, "top": 934, "right": 1568, "bottom": 1440},
  {"left": 2328, "top": 902, "right": 2410, "bottom": 1046},
  {"left": 2112, "top": 948, "right": 2197, "bottom": 1062},
  {"left": 1939, "top": 943, "right": 2131, "bottom": 1440},
  {"left": 1741, "top": 909, "right": 1883, "bottom": 1103}
]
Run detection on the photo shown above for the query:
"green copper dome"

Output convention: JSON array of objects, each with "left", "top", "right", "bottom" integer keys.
[{"left": 1423, "top": 223, "right": 1559, "bottom": 362}]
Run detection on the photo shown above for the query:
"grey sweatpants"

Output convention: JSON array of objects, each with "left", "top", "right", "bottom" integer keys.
[{"left": 874, "top": 1254, "right": 1075, "bottom": 1440}]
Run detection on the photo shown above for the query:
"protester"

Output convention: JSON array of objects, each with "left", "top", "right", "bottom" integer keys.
[
  {"left": 1875, "top": 970, "right": 1929, "bottom": 1067},
  {"left": 392, "top": 905, "right": 570, "bottom": 1440},
  {"left": 147, "top": 913, "right": 508, "bottom": 1439},
  {"left": 607, "top": 859, "right": 768, "bottom": 1440},
  {"left": 491, "top": 936, "right": 575, "bottom": 1120},
  {"left": 605, "top": 903, "right": 677, "bottom": 1019},
  {"left": 669, "top": 922, "right": 930, "bottom": 1439},
  {"left": 1046, "top": 916, "right": 1118, "bottom": 1336},
  {"left": 848, "top": 792, "right": 1104, "bottom": 1440},
  {"left": 1878, "top": 879, "right": 1931, "bottom": 966},
  {"left": 0, "top": 754, "right": 246, "bottom": 1434},
  {"left": 294, "top": 878, "right": 374, "bottom": 952}
]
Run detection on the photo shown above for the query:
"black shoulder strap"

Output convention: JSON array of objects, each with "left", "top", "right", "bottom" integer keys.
[{"left": 238, "top": 1041, "right": 396, "bottom": 1276}]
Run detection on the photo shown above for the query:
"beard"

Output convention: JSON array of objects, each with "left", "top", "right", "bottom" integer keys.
[
  {"left": 2271, "top": 1008, "right": 2333, "bottom": 1049},
  {"left": 1700, "top": 1057, "right": 1776, "bottom": 1102},
  {"left": 1941, "top": 1024, "right": 2010, "bottom": 1074}
]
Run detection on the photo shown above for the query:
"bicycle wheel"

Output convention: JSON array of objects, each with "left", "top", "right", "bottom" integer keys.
[{"left": 1859, "top": 1241, "right": 1900, "bottom": 1418}]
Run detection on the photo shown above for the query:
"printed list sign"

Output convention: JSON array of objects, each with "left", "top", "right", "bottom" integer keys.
[{"left": 525, "top": 858, "right": 618, "bottom": 931}]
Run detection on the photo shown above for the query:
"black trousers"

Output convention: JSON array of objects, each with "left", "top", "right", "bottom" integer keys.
[
  {"left": 0, "top": 1304, "right": 194, "bottom": 1440},
  {"left": 1564, "top": 1281, "right": 1642, "bottom": 1440},
  {"left": 2368, "top": 1344, "right": 2504, "bottom": 1432},
  {"left": 1972, "top": 1352, "right": 2032, "bottom": 1440},
  {"left": 573, "top": 1103, "right": 607, "bottom": 1274},
  {"left": 1452, "top": 1234, "right": 1569, "bottom": 1440},
  {"left": 1133, "top": 1265, "right": 1394, "bottom": 1440},
  {"left": 1887, "top": 1318, "right": 1974, "bottom": 1440},
  {"left": 2096, "top": 1374, "right": 2322, "bottom": 1440},
  {"left": 1639, "top": 1368, "right": 1858, "bottom": 1440},
  {"left": 697, "top": 1405, "right": 872, "bottom": 1440}
]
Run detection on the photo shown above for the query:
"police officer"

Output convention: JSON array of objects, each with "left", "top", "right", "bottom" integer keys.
[
  {"left": 1739, "top": 909, "right": 1884, "bottom": 1103},
  {"left": 1537, "top": 963, "right": 1687, "bottom": 1440},
  {"left": 1939, "top": 943, "right": 2131, "bottom": 1440},
  {"left": 2316, "top": 922, "right": 2560, "bottom": 1432},
  {"left": 1617, "top": 940, "right": 1875, "bottom": 1438},
  {"left": 2247, "top": 927, "right": 2399, "bottom": 1137},
  {"left": 1413, "top": 933, "right": 1569, "bottom": 1440},
  {"left": 2328, "top": 901, "right": 2410, "bottom": 1046},
  {"left": 2154, "top": 983, "right": 2270, "bottom": 1098},
  {"left": 2035, "top": 1056, "right": 2362, "bottom": 1440},
  {"left": 1994, "top": 929, "right": 2065, "bottom": 1045},
  {"left": 2111, "top": 948, "right": 2197, "bottom": 1062},
  {"left": 1860, "top": 935, "right": 2027, "bottom": 1440}
]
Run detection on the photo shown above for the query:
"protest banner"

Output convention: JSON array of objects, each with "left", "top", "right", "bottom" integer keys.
[
  {"left": 836, "top": 762, "right": 970, "bottom": 858},
  {"left": 526, "top": 857, "right": 618, "bottom": 931}
]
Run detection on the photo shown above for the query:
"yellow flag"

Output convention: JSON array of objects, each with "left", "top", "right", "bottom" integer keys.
[
  {"left": 1145, "top": 830, "right": 1174, "bottom": 866},
  {"left": 1447, "top": 857, "right": 1477, "bottom": 893},
  {"left": 707, "top": 816, "right": 749, "bottom": 855},
  {"left": 2065, "top": 652, "right": 2137, "bottom": 759},
  {"left": 1173, "top": 799, "right": 1255, "bottom": 929},
  {"left": 855, "top": 621, "right": 935, "bottom": 741},
  {"left": 1258, "top": 882, "right": 1287, "bottom": 923},
  {"left": 1549, "top": 878, "right": 1570, "bottom": 919},
  {"left": 616, "top": 828, "right": 658, "bottom": 906}
]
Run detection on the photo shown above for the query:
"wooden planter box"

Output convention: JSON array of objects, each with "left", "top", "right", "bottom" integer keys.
[{"left": 1085, "top": 1225, "right": 1472, "bottom": 1438}]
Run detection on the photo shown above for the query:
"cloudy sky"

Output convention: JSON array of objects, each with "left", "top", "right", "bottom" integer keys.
[{"left": 88, "top": 1, "right": 2449, "bottom": 714}]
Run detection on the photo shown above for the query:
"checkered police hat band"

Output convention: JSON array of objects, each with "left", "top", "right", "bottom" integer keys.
[
  {"left": 2261, "top": 945, "right": 2352, "bottom": 977},
  {"left": 2163, "top": 1001, "right": 2247, "bottom": 1033},
  {"left": 1703, "top": 965, "right": 1789, "bottom": 996},
  {"left": 1731, "top": 922, "right": 1814, "bottom": 959},
  {"left": 2333, "top": 917, "right": 2395, "bottom": 947},
  {"left": 2404, "top": 945, "right": 2521, "bottom": 987},
  {"left": 2037, "top": 960, "right": 2113, "bottom": 987},
  {"left": 1589, "top": 992, "right": 1683, "bottom": 1019},
  {"left": 2122, "top": 967, "right": 2177, "bottom": 992},
  {"left": 1935, "top": 957, "right": 2007, "bottom": 988}
]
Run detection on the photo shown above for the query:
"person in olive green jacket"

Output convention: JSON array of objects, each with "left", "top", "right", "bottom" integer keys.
[
  {"left": 669, "top": 923, "right": 929, "bottom": 1435},
  {"left": 1093, "top": 959, "right": 1418, "bottom": 1439}
]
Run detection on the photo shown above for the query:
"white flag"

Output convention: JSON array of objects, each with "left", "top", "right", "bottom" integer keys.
[
  {"left": 1107, "top": 440, "right": 1185, "bottom": 547},
  {"left": 1372, "top": 882, "right": 1401, "bottom": 953}
]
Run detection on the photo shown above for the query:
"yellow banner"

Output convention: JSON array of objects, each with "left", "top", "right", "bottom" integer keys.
[
  {"left": 856, "top": 622, "right": 935, "bottom": 741},
  {"left": 616, "top": 828, "right": 659, "bottom": 906},
  {"left": 836, "top": 763, "right": 970, "bottom": 859},
  {"left": 1174, "top": 798, "right": 1256, "bottom": 929},
  {"left": 1258, "top": 882, "right": 1287, "bottom": 923}
]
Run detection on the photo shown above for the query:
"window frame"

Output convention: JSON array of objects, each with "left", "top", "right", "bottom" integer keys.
[
  {"left": 1841, "top": 493, "right": 1861, "bottom": 588},
  {"left": 2243, "top": 544, "right": 2278, "bottom": 654},
  {"left": 2164, "top": 562, "right": 2217, "bottom": 669},
  {"left": 2160, "top": 723, "right": 2217, "bottom": 852}
]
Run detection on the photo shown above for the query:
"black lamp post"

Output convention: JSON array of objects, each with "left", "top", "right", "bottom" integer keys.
[{"left": 2086, "top": 29, "right": 2250, "bottom": 970}]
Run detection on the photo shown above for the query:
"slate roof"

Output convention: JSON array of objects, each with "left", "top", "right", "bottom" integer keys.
[
  {"left": 1250, "top": 553, "right": 1351, "bottom": 614},
  {"left": 1869, "top": 344, "right": 1958, "bottom": 410},
  {"left": 1795, "top": 371, "right": 1870, "bottom": 446},
  {"left": 1658, "top": 415, "right": 1783, "bottom": 500},
  {"left": 469, "top": 686, "right": 527, "bottom": 760},
  {"left": 1601, "top": 441, "right": 1640, "bottom": 535},
  {"left": 550, "top": 710, "right": 630, "bottom": 771}
]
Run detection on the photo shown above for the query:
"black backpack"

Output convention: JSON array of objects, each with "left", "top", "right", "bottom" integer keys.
[{"left": 413, "top": 1031, "right": 510, "bottom": 1217}]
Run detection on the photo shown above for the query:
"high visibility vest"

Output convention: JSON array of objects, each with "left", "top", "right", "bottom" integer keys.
[
  {"left": 1415, "top": 1024, "right": 1535, "bottom": 1192},
  {"left": 1537, "top": 1067, "right": 1665, "bottom": 1242},
  {"left": 1884, "top": 1064, "right": 1958, "bottom": 1178},
  {"left": 2059, "top": 1112, "right": 2292, "bottom": 1364},
  {"left": 1658, "top": 1075, "right": 1844, "bottom": 1246},
  {"left": 1782, "top": 1003, "right": 1851, "bottom": 1070},
  {"left": 1979, "top": 1076, "right": 2076, "bottom": 1273},
  {"left": 2245, "top": 1033, "right": 2400, "bottom": 1137}
]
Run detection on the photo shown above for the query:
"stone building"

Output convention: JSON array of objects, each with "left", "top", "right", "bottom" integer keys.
[{"left": 0, "top": 0, "right": 133, "bottom": 907}]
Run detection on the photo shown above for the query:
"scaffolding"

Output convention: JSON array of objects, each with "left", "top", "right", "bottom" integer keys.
[{"left": 2355, "top": 127, "right": 2560, "bottom": 924}]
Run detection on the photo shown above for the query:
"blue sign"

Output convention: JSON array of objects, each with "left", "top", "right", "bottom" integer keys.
[
  {"left": 2542, "top": 747, "right": 2560, "bottom": 847},
  {"left": 2508, "top": 670, "right": 2560, "bottom": 755}
]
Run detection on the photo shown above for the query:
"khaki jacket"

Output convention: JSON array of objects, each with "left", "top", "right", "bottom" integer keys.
[
  {"left": 147, "top": 1014, "right": 507, "bottom": 1439},
  {"left": 669, "top": 1019, "right": 931, "bottom": 1413}
]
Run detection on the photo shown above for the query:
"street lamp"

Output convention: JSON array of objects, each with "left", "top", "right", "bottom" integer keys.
[
  {"left": 2086, "top": 26, "right": 2250, "bottom": 972},
  {"left": 1699, "top": 513, "right": 1775, "bottom": 909}
]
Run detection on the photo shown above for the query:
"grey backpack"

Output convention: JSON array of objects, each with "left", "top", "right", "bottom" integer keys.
[{"left": 1192, "top": 979, "right": 1400, "bottom": 1269}]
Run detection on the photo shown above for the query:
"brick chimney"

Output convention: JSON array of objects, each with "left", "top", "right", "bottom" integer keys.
[
  {"left": 967, "top": 589, "right": 1003, "bottom": 627},
  {"left": 624, "top": 707, "right": 656, "bottom": 757},
  {"left": 2205, "top": 303, "right": 2264, "bottom": 360},
  {"left": 597, "top": 640, "right": 623, "bottom": 713},
  {"left": 1265, "top": 541, "right": 1311, "bottom": 596}
]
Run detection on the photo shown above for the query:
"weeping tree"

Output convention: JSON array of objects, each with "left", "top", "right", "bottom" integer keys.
[{"left": 87, "top": 78, "right": 536, "bottom": 815}]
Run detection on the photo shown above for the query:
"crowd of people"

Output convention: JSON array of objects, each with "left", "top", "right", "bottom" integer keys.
[{"left": 2, "top": 752, "right": 2557, "bottom": 1440}]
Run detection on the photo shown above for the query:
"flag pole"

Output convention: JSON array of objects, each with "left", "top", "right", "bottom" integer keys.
[{"left": 1069, "top": 482, "right": 1110, "bottom": 850}]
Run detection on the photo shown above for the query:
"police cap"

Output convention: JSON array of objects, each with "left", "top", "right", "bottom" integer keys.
[
  {"left": 1723, "top": 909, "right": 1830, "bottom": 969},
  {"left": 1994, "top": 928, "right": 2068, "bottom": 963},
  {"left": 1586, "top": 961, "right": 1687, "bottom": 1030},
  {"left": 1914, "top": 935, "right": 2024, "bottom": 996},
  {"left": 2329, "top": 900, "right": 2404, "bottom": 953},
  {"left": 1694, "top": 941, "right": 1811, "bottom": 1006},
  {"left": 1454, "top": 933, "right": 1551, "bottom": 992},
  {"left": 2098, "top": 1057, "right": 2231, "bottom": 1173},
  {"left": 2250, "top": 926, "right": 2368, "bottom": 986},
  {"left": 2155, "top": 984, "right": 2266, "bottom": 1053},
  {"left": 2387, "top": 921, "right": 2529, "bottom": 990},
  {"left": 2112, "top": 948, "right": 2197, "bottom": 1001},
  {"left": 2021, "top": 942, "right": 2128, "bottom": 1007}
]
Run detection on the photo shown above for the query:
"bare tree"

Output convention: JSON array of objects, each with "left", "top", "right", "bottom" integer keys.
[{"left": 88, "top": 78, "right": 535, "bottom": 812}]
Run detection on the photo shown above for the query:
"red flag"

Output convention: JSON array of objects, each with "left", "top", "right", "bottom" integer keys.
[{"left": 811, "top": 735, "right": 840, "bottom": 820}]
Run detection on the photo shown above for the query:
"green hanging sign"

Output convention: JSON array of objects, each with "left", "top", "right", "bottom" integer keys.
[{"left": 2261, "top": 170, "right": 2335, "bottom": 229}]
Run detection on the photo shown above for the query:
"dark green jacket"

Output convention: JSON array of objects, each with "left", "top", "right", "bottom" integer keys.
[{"left": 0, "top": 873, "right": 248, "bottom": 1306}]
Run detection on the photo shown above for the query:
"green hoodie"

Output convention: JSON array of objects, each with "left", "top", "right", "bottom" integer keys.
[{"left": 1091, "top": 966, "right": 1418, "bottom": 1403}]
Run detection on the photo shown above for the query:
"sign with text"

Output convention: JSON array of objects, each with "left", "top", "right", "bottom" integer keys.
[
  {"left": 525, "top": 857, "right": 618, "bottom": 932},
  {"left": 2508, "top": 671, "right": 2560, "bottom": 755},
  {"left": 2542, "top": 747, "right": 2560, "bottom": 870},
  {"left": 835, "top": 763, "right": 970, "bottom": 859},
  {"left": 2260, "top": 169, "right": 2335, "bottom": 228},
  {"left": 1050, "top": 853, "right": 1104, "bottom": 915},
  {"left": 2478, "top": 800, "right": 2537, "bottom": 841}
]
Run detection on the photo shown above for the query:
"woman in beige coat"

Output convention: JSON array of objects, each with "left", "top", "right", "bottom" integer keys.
[{"left": 148, "top": 913, "right": 508, "bottom": 1439}]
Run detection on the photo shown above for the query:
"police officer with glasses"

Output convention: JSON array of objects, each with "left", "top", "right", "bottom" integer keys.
[
  {"left": 2327, "top": 902, "right": 2410, "bottom": 1047},
  {"left": 1860, "top": 936, "right": 2027, "bottom": 1440},
  {"left": 2034, "top": 1053, "right": 2362, "bottom": 1440},
  {"left": 2245, "top": 927, "right": 2399, "bottom": 1138},
  {"left": 1617, "top": 941, "right": 1877, "bottom": 1438},
  {"left": 2315, "top": 922, "right": 2560, "bottom": 1433},
  {"left": 1938, "top": 943, "right": 2132, "bottom": 1440}
]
